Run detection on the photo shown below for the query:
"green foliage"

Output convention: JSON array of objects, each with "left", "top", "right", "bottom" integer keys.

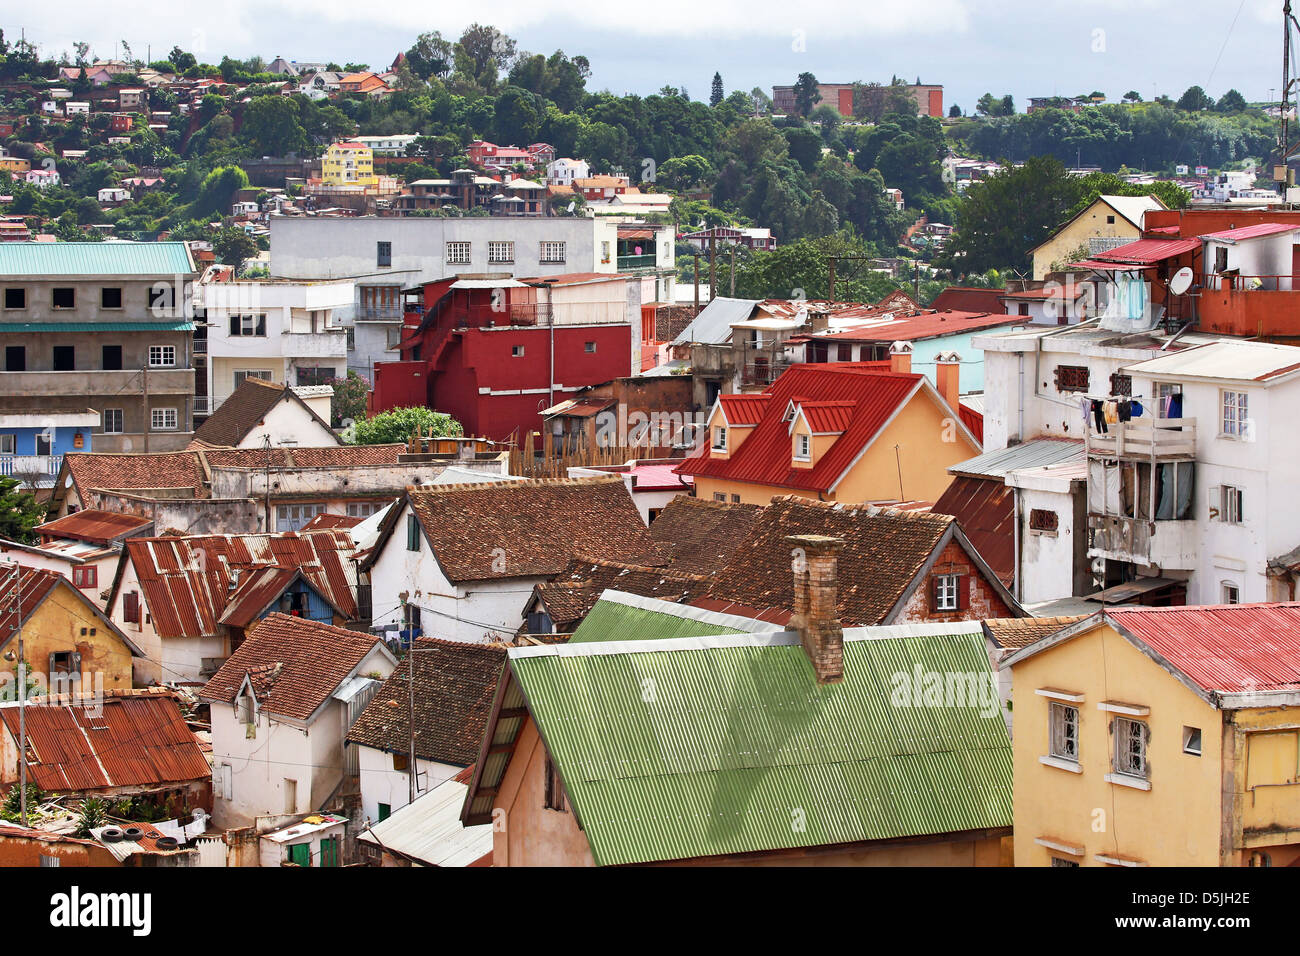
[
  {"left": 353, "top": 407, "right": 462, "bottom": 445},
  {"left": 792, "top": 73, "right": 820, "bottom": 117},
  {"left": 74, "top": 797, "right": 108, "bottom": 837},
  {"left": 330, "top": 371, "right": 369, "bottom": 427},
  {"left": 1, "top": 784, "right": 43, "bottom": 821},
  {"left": 213, "top": 226, "right": 258, "bottom": 266},
  {"left": 0, "top": 477, "right": 46, "bottom": 544}
]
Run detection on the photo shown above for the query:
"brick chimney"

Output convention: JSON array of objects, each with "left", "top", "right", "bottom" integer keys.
[
  {"left": 935, "top": 350, "right": 961, "bottom": 411},
  {"left": 787, "top": 534, "right": 845, "bottom": 684},
  {"left": 889, "top": 340, "right": 913, "bottom": 374}
]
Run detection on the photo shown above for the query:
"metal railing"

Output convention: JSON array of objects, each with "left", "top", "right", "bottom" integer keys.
[
  {"left": 617, "top": 254, "right": 658, "bottom": 271},
  {"left": 0, "top": 455, "right": 63, "bottom": 482},
  {"left": 1203, "top": 273, "right": 1298, "bottom": 292}
]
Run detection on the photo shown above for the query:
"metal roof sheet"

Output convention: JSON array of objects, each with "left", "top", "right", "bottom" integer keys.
[
  {"left": 671, "top": 297, "right": 760, "bottom": 345},
  {"left": 568, "top": 590, "right": 766, "bottom": 644},
  {"left": 508, "top": 625, "right": 1012, "bottom": 865},
  {"left": 930, "top": 476, "right": 1013, "bottom": 584},
  {"left": 0, "top": 321, "right": 194, "bottom": 332},
  {"left": 36, "top": 509, "right": 152, "bottom": 544},
  {"left": 0, "top": 241, "right": 195, "bottom": 276},
  {"left": 1199, "top": 223, "right": 1300, "bottom": 242},
  {"left": 1124, "top": 340, "right": 1300, "bottom": 382},
  {"left": 1086, "top": 237, "right": 1199, "bottom": 265},
  {"left": 947, "top": 438, "right": 1084, "bottom": 479},
  {"left": 358, "top": 777, "right": 493, "bottom": 866}
]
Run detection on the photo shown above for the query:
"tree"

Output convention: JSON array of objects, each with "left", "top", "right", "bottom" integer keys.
[
  {"left": 169, "top": 47, "right": 197, "bottom": 72},
  {"left": 783, "top": 125, "right": 822, "bottom": 173},
  {"left": 406, "top": 30, "right": 454, "bottom": 80},
  {"left": 809, "top": 104, "right": 842, "bottom": 138},
  {"left": 455, "top": 24, "right": 516, "bottom": 91},
  {"left": 852, "top": 82, "right": 888, "bottom": 123},
  {"left": 1000, "top": 94, "right": 1015, "bottom": 116},
  {"left": 329, "top": 371, "right": 368, "bottom": 427},
  {"left": 710, "top": 72, "right": 724, "bottom": 108},
  {"left": 241, "top": 95, "right": 308, "bottom": 156},
  {"left": 1216, "top": 89, "right": 1247, "bottom": 113},
  {"left": 0, "top": 477, "right": 45, "bottom": 543},
  {"left": 792, "top": 72, "right": 821, "bottom": 117},
  {"left": 353, "top": 407, "right": 462, "bottom": 445},
  {"left": 948, "top": 104, "right": 962, "bottom": 117},
  {"left": 213, "top": 227, "right": 258, "bottom": 267},
  {"left": 1122, "top": 90, "right": 1143, "bottom": 103},
  {"left": 1177, "top": 85, "right": 1213, "bottom": 111}
]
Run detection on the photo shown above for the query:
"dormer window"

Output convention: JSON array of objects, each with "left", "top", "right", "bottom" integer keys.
[
  {"left": 794, "top": 433, "right": 811, "bottom": 460},
  {"left": 712, "top": 425, "right": 727, "bottom": 451},
  {"left": 783, "top": 402, "right": 796, "bottom": 422}
]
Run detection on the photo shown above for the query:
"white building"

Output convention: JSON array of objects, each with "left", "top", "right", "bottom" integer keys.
[
  {"left": 546, "top": 157, "right": 590, "bottom": 186},
  {"left": 201, "top": 613, "right": 396, "bottom": 829},
  {"left": 197, "top": 275, "right": 353, "bottom": 411},
  {"left": 268, "top": 216, "right": 667, "bottom": 382},
  {"left": 259, "top": 813, "right": 349, "bottom": 867},
  {"left": 356, "top": 134, "right": 418, "bottom": 155},
  {"left": 25, "top": 169, "right": 60, "bottom": 189},
  {"left": 190, "top": 377, "right": 339, "bottom": 448}
]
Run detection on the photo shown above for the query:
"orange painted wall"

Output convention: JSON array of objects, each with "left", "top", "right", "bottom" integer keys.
[{"left": 492, "top": 718, "right": 595, "bottom": 867}]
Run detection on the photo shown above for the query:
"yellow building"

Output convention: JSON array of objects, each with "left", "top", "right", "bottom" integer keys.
[
  {"left": 675, "top": 358, "right": 980, "bottom": 506},
  {"left": 0, "top": 565, "right": 140, "bottom": 694},
  {"left": 0, "top": 156, "right": 32, "bottom": 175},
  {"left": 1006, "top": 603, "right": 1300, "bottom": 867},
  {"left": 321, "top": 141, "right": 377, "bottom": 187},
  {"left": 1029, "top": 194, "right": 1165, "bottom": 280}
]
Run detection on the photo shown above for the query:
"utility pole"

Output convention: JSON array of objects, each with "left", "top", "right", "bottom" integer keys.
[
  {"left": 693, "top": 253, "right": 701, "bottom": 315},
  {"left": 407, "top": 647, "right": 416, "bottom": 804},
  {"left": 6, "top": 564, "right": 27, "bottom": 826},
  {"left": 829, "top": 259, "right": 836, "bottom": 300},
  {"left": 141, "top": 365, "right": 149, "bottom": 454},
  {"left": 707, "top": 235, "right": 716, "bottom": 302},
  {"left": 729, "top": 246, "right": 736, "bottom": 297}
]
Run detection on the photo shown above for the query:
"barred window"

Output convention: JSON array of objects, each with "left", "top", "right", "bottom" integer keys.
[
  {"left": 1110, "top": 372, "right": 1132, "bottom": 396},
  {"left": 1054, "top": 365, "right": 1090, "bottom": 393},
  {"left": 445, "top": 241, "right": 471, "bottom": 264},
  {"left": 1029, "top": 509, "right": 1059, "bottom": 532},
  {"left": 540, "top": 241, "right": 566, "bottom": 264},
  {"left": 488, "top": 241, "right": 514, "bottom": 263},
  {"left": 1113, "top": 717, "right": 1148, "bottom": 779},
  {"left": 1050, "top": 702, "right": 1079, "bottom": 762}
]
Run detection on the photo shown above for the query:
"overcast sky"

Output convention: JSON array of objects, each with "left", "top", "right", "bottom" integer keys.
[{"left": 5, "top": 0, "right": 1289, "bottom": 111}]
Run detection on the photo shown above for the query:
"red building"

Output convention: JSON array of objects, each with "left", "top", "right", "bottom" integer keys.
[{"left": 370, "top": 274, "right": 639, "bottom": 441}]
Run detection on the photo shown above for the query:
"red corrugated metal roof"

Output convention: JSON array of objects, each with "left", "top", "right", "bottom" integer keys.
[
  {"left": 812, "top": 309, "right": 1025, "bottom": 343},
  {"left": 677, "top": 365, "right": 923, "bottom": 493},
  {"left": 959, "top": 405, "right": 984, "bottom": 444},
  {"left": 930, "top": 476, "right": 1012, "bottom": 584},
  {"left": 1107, "top": 603, "right": 1300, "bottom": 694},
  {"left": 717, "top": 394, "right": 771, "bottom": 426},
  {"left": 1199, "top": 223, "right": 1300, "bottom": 242},
  {"left": 798, "top": 400, "right": 855, "bottom": 433},
  {"left": 124, "top": 530, "right": 359, "bottom": 640},
  {"left": 0, "top": 566, "right": 61, "bottom": 647},
  {"left": 1087, "top": 237, "right": 1200, "bottom": 265},
  {"left": 0, "top": 695, "right": 210, "bottom": 793},
  {"left": 930, "top": 287, "right": 1006, "bottom": 313}
]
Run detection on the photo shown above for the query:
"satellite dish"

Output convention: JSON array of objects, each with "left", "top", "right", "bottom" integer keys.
[{"left": 1169, "top": 267, "right": 1194, "bottom": 296}]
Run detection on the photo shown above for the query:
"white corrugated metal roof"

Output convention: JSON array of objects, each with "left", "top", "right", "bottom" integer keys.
[
  {"left": 671, "top": 297, "right": 760, "bottom": 345},
  {"left": 948, "top": 438, "right": 1084, "bottom": 479},
  {"left": 1124, "top": 340, "right": 1300, "bottom": 383},
  {"left": 357, "top": 777, "right": 492, "bottom": 866},
  {"left": 448, "top": 278, "right": 527, "bottom": 289},
  {"left": 1100, "top": 194, "right": 1163, "bottom": 229}
]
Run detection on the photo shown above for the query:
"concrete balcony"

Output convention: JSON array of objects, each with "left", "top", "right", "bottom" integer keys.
[
  {"left": 1086, "top": 418, "right": 1196, "bottom": 460},
  {"left": 0, "top": 368, "right": 194, "bottom": 397},
  {"left": 617, "top": 254, "right": 658, "bottom": 272},
  {"left": 1087, "top": 514, "right": 1197, "bottom": 570},
  {"left": 0, "top": 455, "right": 62, "bottom": 488},
  {"left": 283, "top": 330, "right": 349, "bottom": 359}
]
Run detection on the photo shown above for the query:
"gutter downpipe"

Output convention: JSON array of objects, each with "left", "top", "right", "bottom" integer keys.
[{"left": 1012, "top": 484, "right": 1021, "bottom": 602}]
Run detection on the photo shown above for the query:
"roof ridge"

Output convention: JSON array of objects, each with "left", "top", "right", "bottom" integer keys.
[
  {"left": 561, "top": 554, "right": 711, "bottom": 581},
  {"left": 408, "top": 474, "right": 622, "bottom": 494}
]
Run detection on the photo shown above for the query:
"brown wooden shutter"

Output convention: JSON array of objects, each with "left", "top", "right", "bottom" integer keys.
[
  {"left": 957, "top": 575, "right": 971, "bottom": 610},
  {"left": 929, "top": 576, "right": 941, "bottom": 613}
]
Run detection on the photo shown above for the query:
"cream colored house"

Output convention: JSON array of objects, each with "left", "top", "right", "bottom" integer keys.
[{"left": 1030, "top": 195, "right": 1165, "bottom": 280}]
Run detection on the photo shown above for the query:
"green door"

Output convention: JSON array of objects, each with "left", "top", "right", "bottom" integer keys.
[
  {"left": 287, "top": 843, "right": 311, "bottom": 867},
  {"left": 320, "top": 837, "right": 340, "bottom": 868}
]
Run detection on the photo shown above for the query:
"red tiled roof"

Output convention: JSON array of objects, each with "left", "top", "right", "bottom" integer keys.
[
  {"left": 0, "top": 694, "right": 210, "bottom": 792},
  {"left": 346, "top": 637, "right": 505, "bottom": 765},
  {"left": 930, "top": 476, "right": 1013, "bottom": 584},
  {"left": 121, "top": 530, "right": 360, "bottom": 639},
  {"left": 1106, "top": 603, "right": 1300, "bottom": 695},
  {"left": 534, "top": 557, "right": 712, "bottom": 627},
  {"left": 1199, "top": 223, "right": 1300, "bottom": 242},
  {"left": 984, "top": 616, "right": 1087, "bottom": 649},
  {"left": 646, "top": 496, "right": 763, "bottom": 574},
  {"left": 401, "top": 477, "right": 663, "bottom": 583},
  {"left": 676, "top": 365, "right": 924, "bottom": 493},
  {"left": 35, "top": 509, "right": 152, "bottom": 544},
  {"left": 717, "top": 394, "right": 771, "bottom": 426},
  {"left": 200, "top": 613, "right": 390, "bottom": 721}
]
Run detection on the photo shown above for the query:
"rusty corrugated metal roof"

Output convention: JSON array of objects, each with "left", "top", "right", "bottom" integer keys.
[
  {"left": 930, "top": 476, "right": 1013, "bottom": 585},
  {"left": 35, "top": 509, "right": 152, "bottom": 545},
  {"left": 0, "top": 695, "right": 210, "bottom": 793}
]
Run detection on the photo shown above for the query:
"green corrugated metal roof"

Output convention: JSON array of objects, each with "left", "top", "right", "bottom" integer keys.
[
  {"left": 509, "top": 625, "right": 1012, "bottom": 866},
  {"left": 0, "top": 241, "right": 195, "bottom": 276},
  {"left": 569, "top": 594, "right": 752, "bottom": 644},
  {"left": 0, "top": 321, "right": 194, "bottom": 332}
]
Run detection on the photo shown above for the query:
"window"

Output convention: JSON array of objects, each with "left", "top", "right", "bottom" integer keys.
[
  {"left": 38, "top": 855, "right": 60, "bottom": 867},
  {"left": 296, "top": 367, "right": 333, "bottom": 387},
  {"left": 123, "top": 591, "right": 140, "bottom": 625},
  {"left": 511, "top": 345, "right": 525, "bottom": 358},
  {"left": 1214, "top": 245, "right": 1229, "bottom": 273},
  {"left": 0, "top": 435, "right": 13, "bottom": 455},
  {"left": 391, "top": 752, "right": 409, "bottom": 772},
  {"left": 544, "top": 754, "right": 567, "bottom": 811},
  {"left": 35, "top": 434, "right": 51, "bottom": 457},
  {"left": 731, "top": 494, "right": 740, "bottom": 503},
  {"left": 275, "top": 504, "right": 324, "bottom": 532},
  {"left": 346, "top": 501, "right": 384, "bottom": 519},
  {"left": 1029, "top": 509, "right": 1059, "bottom": 533},
  {"left": 236, "top": 693, "right": 254, "bottom": 726},
  {"left": 1018, "top": 303, "right": 1030, "bottom": 316},
  {"left": 234, "top": 369, "right": 273, "bottom": 388},
  {"left": 488, "top": 241, "right": 514, "bottom": 263},
  {"left": 406, "top": 514, "right": 420, "bottom": 551},
  {"left": 149, "top": 345, "right": 176, "bottom": 367},
  {"left": 540, "top": 241, "right": 566, "bottom": 264},
  {"left": 1109, "top": 372, "right": 1132, "bottom": 396},
  {"left": 4, "top": 346, "right": 23, "bottom": 372},
  {"left": 1183, "top": 726, "right": 1203, "bottom": 756},
  {"left": 229, "top": 314, "right": 267, "bottom": 337},
  {"left": 1155, "top": 382, "right": 1183, "bottom": 419},
  {"left": 1050, "top": 857, "right": 1080, "bottom": 867},
  {"left": 1113, "top": 717, "right": 1148, "bottom": 779},
  {"left": 712, "top": 425, "right": 727, "bottom": 451},
  {"left": 1221, "top": 485, "right": 1243, "bottom": 524},
  {"left": 600, "top": 241, "right": 611, "bottom": 264},
  {"left": 51, "top": 288, "right": 75, "bottom": 310},
  {"left": 100, "top": 287, "right": 122, "bottom": 309},
  {"left": 1054, "top": 365, "right": 1090, "bottom": 393},
  {"left": 1106, "top": 215, "right": 1116, "bottom": 224},
  {"left": 3, "top": 288, "right": 24, "bottom": 310},
  {"left": 52, "top": 346, "right": 74, "bottom": 371},
  {"left": 1221, "top": 389, "right": 1249, "bottom": 439},
  {"left": 377, "top": 241, "right": 392, "bottom": 267},
  {"left": 445, "top": 241, "right": 471, "bottom": 264},
  {"left": 933, "top": 573, "right": 960, "bottom": 611},
  {"left": 72, "top": 566, "right": 97, "bottom": 590},
  {"left": 1049, "top": 702, "right": 1080, "bottom": 762},
  {"left": 583, "top": 341, "right": 596, "bottom": 354},
  {"left": 345, "top": 327, "right": 355, "bottom": 351},
  {"left": 378, "top": 803, "right": 391, "bottom": 822},
  {"left": 102, "top": 345, "right": 122, "bottom": 370},
  {"left": 102, "top": 409, "right": 124, "bottom": 433},
  {"left": 713, "top": 492, "right": 727, "bottom": 502},
  {"left": 150, "top": 407, "right": 178, "bottom": 430},
  {"left": 1222, "top": 581, "right": 1241, "bottom": 604},
  {"left": 795, "top": 433, "right": 811, "bottom": 460}
]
